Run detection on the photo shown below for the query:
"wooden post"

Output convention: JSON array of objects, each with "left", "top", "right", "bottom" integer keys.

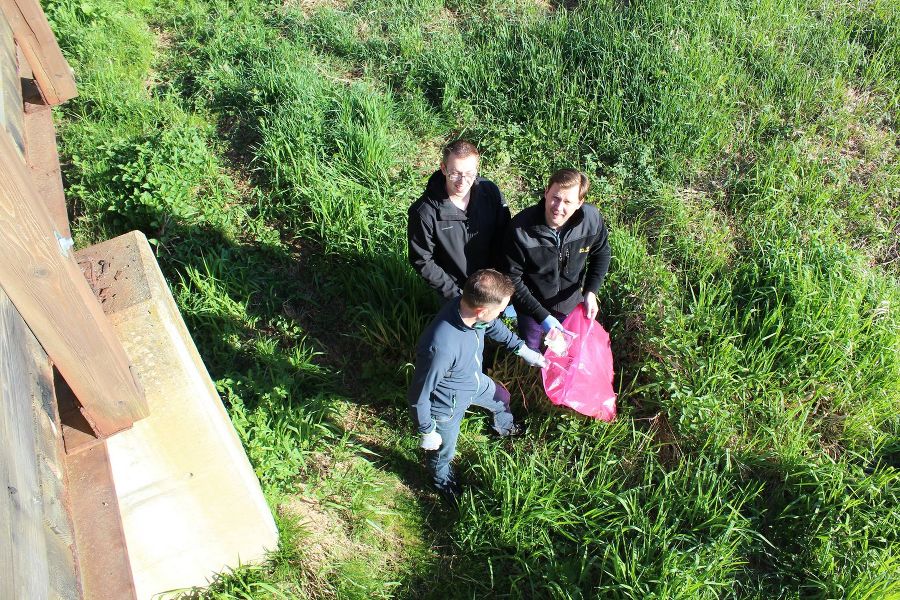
[
  {"left": 0, "top": 288, "right": 80, "bottom": 600},
  {"left": 0, "top": 131, "right": 147, "bottom": 436},
  {"left": 0, "top": 0, "right": 76, "bottom": 105}
]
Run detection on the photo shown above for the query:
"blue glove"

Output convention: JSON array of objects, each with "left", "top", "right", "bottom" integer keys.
[
  {"left": 502, "top": 305, "right": 517, "bottom": 319},
  {"left": 541, "top": 314, "right": 563, "bottom": 333}
]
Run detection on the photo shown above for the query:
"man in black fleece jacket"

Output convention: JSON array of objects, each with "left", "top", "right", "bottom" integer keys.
[
  {"left": 408, "top": 140, "right": 511, "bottom": 301},
  {"left": 504, "top": 169, "right": 612, "bottom": 351}
]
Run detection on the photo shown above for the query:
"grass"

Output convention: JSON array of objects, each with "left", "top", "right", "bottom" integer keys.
[{"left": 45, "top": 0, "right": 900, "bottom": 597}]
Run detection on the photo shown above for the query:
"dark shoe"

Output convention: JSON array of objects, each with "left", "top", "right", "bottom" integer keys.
[
  {"left": 501, "top": 422, "right": 526, "bottom": 438},
  {"left": 447, "top": 468, "right": 461, "bottom": 487},
  {"left": 434, "top": 479, "right": 462, "bottom": 505}
]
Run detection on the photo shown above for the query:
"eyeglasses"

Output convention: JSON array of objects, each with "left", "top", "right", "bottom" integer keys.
[{"left": 446, "top": 171, "right": 478, "bottom": 182}]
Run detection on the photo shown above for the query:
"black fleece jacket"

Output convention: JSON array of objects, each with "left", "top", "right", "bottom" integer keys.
[
  {"left": 408, "top": 170, "right": 511, "bottom": 299},
  {"left": 504, "top": 201, "right": 611, "bottom": 322}
]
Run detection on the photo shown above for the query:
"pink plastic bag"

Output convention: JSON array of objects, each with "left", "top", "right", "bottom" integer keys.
[{"left": 541, "top": 304, "right": 617, "bottom": 421}]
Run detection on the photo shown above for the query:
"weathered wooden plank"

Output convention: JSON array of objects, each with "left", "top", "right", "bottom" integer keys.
[
  {"left": 17, "top": 41, "right": 69, "bottom": 238},
  {"left": 29, "top": 357, "right": 80, "bottom": 600},
  {"left": 0, "top": 129, "right": 147, "bottom": 436},
  {"left": 0, "top": 0, "right": 76, "bottom": 105},
  {"left": 0, "top": 12, "right": 25, "bottom": 158},
  {"left": 0, "top": 288, "right": 51, "bottom": 600},
  {"left": 22, "top": 104, "right": 69, "bottom": 237},
  {"left": 37, "top": 440, "right": 80, "bottom": 599},
  {"left": 0, "top": 286, "right": 81, "bottom": 599},
  {"left": 65, "top": 442, "right": 136, "bottom": 600},
  {"left": 38, "top": 455, "right": 71, "bottom": 542},
  {"left": 44, "top": 523, "right": 80, "bottom": 600},
  {"left": 30, "top": 365, "right": 59, "bottom": 469}
]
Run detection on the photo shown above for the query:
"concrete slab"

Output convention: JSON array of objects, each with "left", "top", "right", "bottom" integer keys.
[{"left": 75, "top": 231, "right": 278, "bottom": 600}]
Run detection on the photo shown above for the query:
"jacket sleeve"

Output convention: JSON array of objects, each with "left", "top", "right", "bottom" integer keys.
[
  {"left": 407, "top": 344, "right": 453, "bottom": 434},
  {"left": 491, "top": 189, "right": 512, "bottom": 270},
  {"left": 504, "top": 227, "right": 551, "bottom": 323},
  {"left": 408, "top": 206, "right": 461, "bottom": 299},
  {"left": 582, "top": 217, "right": 611, "bottom": 294},
  {"left": 485, "top": 318, "right": 524, "bottom": 352}
]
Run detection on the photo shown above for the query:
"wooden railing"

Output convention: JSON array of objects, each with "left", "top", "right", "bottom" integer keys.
[{"left": 0, "top": 0, "right": 147, "bottom": 437}]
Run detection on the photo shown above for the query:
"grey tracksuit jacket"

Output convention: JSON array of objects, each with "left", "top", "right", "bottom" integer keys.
[{"left": 408, "top": 297, "right": 524, "bottom": 434}]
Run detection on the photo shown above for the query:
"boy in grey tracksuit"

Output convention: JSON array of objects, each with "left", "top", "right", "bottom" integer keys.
[{"left": 408, "top": 270, "right": 546, "bottom": 498}]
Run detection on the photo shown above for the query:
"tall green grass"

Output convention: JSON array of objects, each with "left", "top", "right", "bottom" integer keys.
[{"left": 48, "top": 0, "right": 900, "bottom": 596}]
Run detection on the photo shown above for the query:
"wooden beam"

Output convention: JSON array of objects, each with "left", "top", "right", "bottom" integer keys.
[
  {"left": 65, "top": 441, "right": 137, "bottom": 600},
  {"left": 0, "top": 129, "right": 146, "bottom": 436},
  {"left": 17, "top": 44, "right": 70, "bottom": 237},
  {"left": 0, "top": 0, "right": 77, "bottom": 105}
]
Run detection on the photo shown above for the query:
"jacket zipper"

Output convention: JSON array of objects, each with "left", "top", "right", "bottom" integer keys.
[
  {"left": 555, "top": 231, "right": 562, "bottom": 295},
  {"left": 474, "top": 329, "right": 482, "bottom": 392}
]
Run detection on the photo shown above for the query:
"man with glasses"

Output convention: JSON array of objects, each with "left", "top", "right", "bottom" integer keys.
[{"left": 408, "top": 140, "right": 511, "bottom": 302}]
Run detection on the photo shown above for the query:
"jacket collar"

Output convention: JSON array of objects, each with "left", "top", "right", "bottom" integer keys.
[{"left": 442, "top": 296, "right": 478, "bottom": 331}]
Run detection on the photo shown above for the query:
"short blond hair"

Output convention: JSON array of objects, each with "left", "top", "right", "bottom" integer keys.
[{"left": 443, "top": 139, "right": 480, "bottom": 162}]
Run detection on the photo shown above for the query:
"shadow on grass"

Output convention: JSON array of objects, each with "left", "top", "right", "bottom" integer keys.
[
  {"left": 103, "top": 213, "right": 508, "bottom": 591},
  {"left": 108, "top": 198, "right": 724, "bottom": 598}
]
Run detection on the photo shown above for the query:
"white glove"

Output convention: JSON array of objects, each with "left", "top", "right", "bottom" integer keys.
[
  {"left": 516, "top": 344, "right": 548, "bottom": 368},
  {"left": 420, "top": 429, "right": 443, "bottom": 450},
  {"left": 584, "top": 291, "right": 599, "bottom": 320}
]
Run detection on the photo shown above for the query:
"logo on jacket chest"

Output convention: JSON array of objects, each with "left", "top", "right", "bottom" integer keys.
[
  {"left": 439, "top": 221, "right": 478, "bottom": 235},
  {"left": 578, "top": 247, "right": 590, "bottom": 253}
]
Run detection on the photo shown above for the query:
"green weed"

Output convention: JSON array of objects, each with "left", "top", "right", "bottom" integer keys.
[{"left": 50, "top": 0, "right": 900, "bottom": 596}]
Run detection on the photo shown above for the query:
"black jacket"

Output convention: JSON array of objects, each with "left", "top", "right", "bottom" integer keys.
[
  {"left": 408, "top": 170, "right": 511, "bottom": 299},
  {"left": 504, "top": 201, "right": 611, "bottom": 322}
]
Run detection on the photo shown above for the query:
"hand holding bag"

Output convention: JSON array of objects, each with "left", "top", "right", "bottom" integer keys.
[{"left": 541, "top": 304, "right": 617, "bottom": 421}]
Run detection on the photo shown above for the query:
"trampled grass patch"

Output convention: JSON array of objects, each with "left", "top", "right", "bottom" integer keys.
[{"left": 48, "top": 0, "right": 900, "bottom": 596}]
